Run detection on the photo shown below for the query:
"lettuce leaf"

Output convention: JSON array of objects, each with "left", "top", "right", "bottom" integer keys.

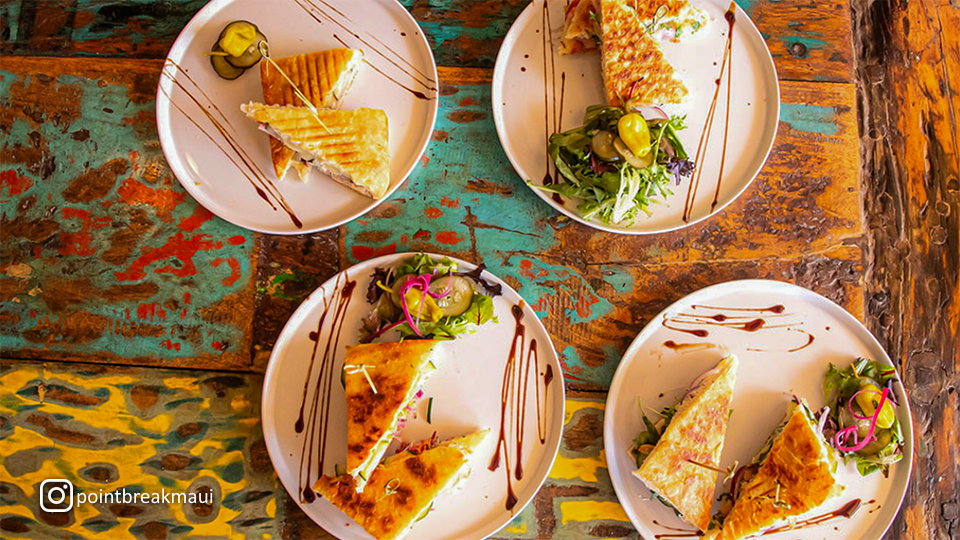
[
  {"left": 823, "top": 357, "right": 904, "bottom": 477},
  {"left": 396, "top": 293, "right": 497, "bottom": 340}
]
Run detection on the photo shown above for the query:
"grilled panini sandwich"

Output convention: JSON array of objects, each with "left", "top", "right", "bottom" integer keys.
[
  {"left": 561, "top": 0, "right": 707, "bottom": 55},
  {"left": 712, "top": 399, "right": 844, "bottom": 540},
  {"left": 259, "top": 48, "right": 364, "bottom": 180},
  {"left": 599, "top": 0, "right": 695, "bottom": 107},
  {"left": 241, "top": 102, "right": 390, "bottom": 199},
  {"left": 559, "top": 0, "right": 601, "bottom": 54},
  {"left": 633, "top": 354, "right": 738, "bottom": 532},
  {"left": 340, "top": 340, "right": 441, "bottom": 492},
  {"left": 315, "top": 429, "right": 489, "bottom": 540}
]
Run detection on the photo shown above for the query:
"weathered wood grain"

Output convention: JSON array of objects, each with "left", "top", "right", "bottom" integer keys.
[
  {"left": 852, "top": 0, "right": 960, "bottom": 539},
  {"left": 0, "top": 56, "right": 257, "bottom": 371},
  {"left": 0, "top": 361, "right": 618, "bottom": 540},
  {"left": 0, "top": 0, "right": 851, "bottom": 80},
  {"left": 0, "top": 55, "right": 864, "bottom": 391},
  {"left": 0, "top": 361, "right": 278, "bottom": 539},
  {"left": 740, "top": 0, "right": 854, "bottom": 83},
  {"left": 342, "top": 72, "right": 864, "bottom": 390}
]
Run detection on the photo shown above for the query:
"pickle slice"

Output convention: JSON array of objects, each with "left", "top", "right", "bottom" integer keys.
[{"left": 209, "top": 44, "right": 245, "bottom": 80}]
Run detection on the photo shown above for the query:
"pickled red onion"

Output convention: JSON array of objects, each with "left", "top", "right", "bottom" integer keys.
[
  {"left": 399, "top": 274, "right": 433, "bottom": 337},
  {"left": 834, "top": 387, "right": 890, "bottom": 453}
]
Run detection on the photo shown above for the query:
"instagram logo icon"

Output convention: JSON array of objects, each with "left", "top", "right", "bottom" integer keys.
[{"left": 40, "top": 479, "right": 74, "bottom": 513}]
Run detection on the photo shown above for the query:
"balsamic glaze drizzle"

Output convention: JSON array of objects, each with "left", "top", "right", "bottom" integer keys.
[
  {"left": 662, "top": 303, "right": 816, "bottom": 352},
  {"left": 296, "top": 273, "right": 356, "bottom": 503},
  {"left": 159, "top": 61, "right": 303, "bottom": 228},
  {"left": 682, "top": 2, "right": 736, "bottom": 223},
  {"left": 489, "top": 302, "right": 551, "bottom": 511},
  {"left": 334, "top": 33, "right": 430, "bottom": 100},
  {"left": 294, "top": 0, "right": 437, "bottom": 94}
]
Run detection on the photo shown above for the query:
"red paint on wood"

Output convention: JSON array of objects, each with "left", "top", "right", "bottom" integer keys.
[
  {"left": 424, "top": 207, "right": 443, "bottom": 218},
  {"left": 227, "top": 235, "right": 246, "bottom": 245},
  {"left": 114, "top": 233, "right": 216, "bottom": 281},
  {"left": 136, "top": 302, "right": 166, "bottom": 321},
  {"left": 177, "top": 205, "right": 214, "bottom": 232},
  {"left": 531, "top": 295, "right": 549, "bottom": 313},
  {"left": 574, "top": 293, "right": 600, "bottom": 320},
  {"left": 435, "top": 231, "right": 463, "bottom": 245},
  {"left": 350, "top": 243, "right": 397, "bottom": 261},
  {"left": 440, "top": 196, "right": 460, "bottom": 208},
  {"left": 1, "top": 169, "right": 34, "bottom": 198},
  {"left": 413, "top": 229, "right": 431, "bottom": 240},
  {"left": 58, "top": 208, "right": 109, "bottom": 257},
  {"left": 212, "top": 257, "right": 242, "bottom": 287},
  {"left": 519, "top": 259, "right": 549, "bottom": 281}
]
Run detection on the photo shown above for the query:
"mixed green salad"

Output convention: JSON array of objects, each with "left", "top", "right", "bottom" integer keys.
[
  {"left": 822, "top": 358, "right": 905, "bottom": 477},
  {"left": 630, "top": 400, "right": 679, "bottom": 509},
  {"left": 360, "top": 253, "right": 501, "bottom": 342},
  {"left": 538, "top": 105, "right": 695, "bottom": 225},
  {"left": 630, "top": 400, "right": 677, "bottom": 469}
]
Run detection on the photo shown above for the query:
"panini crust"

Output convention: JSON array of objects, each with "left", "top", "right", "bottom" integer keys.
[
  {"left": 599, "top": 0, "right": 689, "bottom": 107},
  {"left": 343, "top": 341, "right": 440, "bottom": 487},
  {"left": 561, "top": 0, "right": 705, "bottom": 54},
  {"left": 259, "top": 48, "right": 363, "bottom": 179},
  {"left": 634, "top": 355, "right": 738, "bottom": 531},
  {"left": 716, "top": 402, "right": 844, "bottom": 540},
  {"left": 241, "top": 102, "right": 390, "bottom": 199},
  {"left": 559, "top": 0, "right": 601, "bottom": 55},
  {"left": 314, "top": 430, "right": 488, "bottom": 540},
  {"left": 623, "top": 0, "right": 708, "bottom": 42}
]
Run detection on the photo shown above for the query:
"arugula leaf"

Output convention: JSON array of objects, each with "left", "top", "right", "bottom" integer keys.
[
  {"left": 536, "top": 105, "right": 692, "bottom": 225},
  {"left": 630, "top": 401, "right": 677, "bottom": 468},
  {"left": 394, "top": 253, "right": 457, "bottom": 281}
]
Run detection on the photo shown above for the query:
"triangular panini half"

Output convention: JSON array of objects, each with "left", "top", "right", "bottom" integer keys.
[
  {"left": 241, "top": 102, "right": 390, "bottom": 199},
  {"left": 341, "top": 340, "right": 441, "bottom": 492},
  {"left": 561, "top": 0, "right": 706, "bottom": 55},
  {"left": 259, "top": 48, "right": 364, "bottom": 180},
  {"left": 559, "top": 0, "right": 601, "bottom": 54},
  {"left": 633, "top": 354, "right": 738, "bottom": 531},
  {"left": 315, "top": 429, "right": 489, "bottom": 540},
  {"left": 715, "top": 399, "right": 844, "bottom": 540},
  {"left": 599, "top": 0, "right": 691, "bottom": 107}
]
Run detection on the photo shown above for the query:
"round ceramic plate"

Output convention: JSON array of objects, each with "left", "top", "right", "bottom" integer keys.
[
  {"left": 157, "top": 0, "right": 438, "bottom": 234},
  {"left": 604, "top": 280, "right": 913, "bottom": 539},
  {"left": 262, "top": 253, "right": 565, "bottom": 540},
  {"left": 492, "top": 0, "right": 779, "bottom": 234}
]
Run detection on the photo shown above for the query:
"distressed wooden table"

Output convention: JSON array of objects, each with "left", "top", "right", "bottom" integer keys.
[{"left": 1, "top": 1, "right": 957, "bottom": 539}]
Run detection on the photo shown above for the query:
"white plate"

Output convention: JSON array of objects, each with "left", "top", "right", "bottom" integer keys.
[
  {"left": 604, "top": 280, "right": 913, "bottom": 539},
  {"left": 157, "top": 0, "right": 438, "bottom": 234},
  {"left": 262, "top": 253, "right": 565, "bottom": 540},
  {"left": 492, "top": 0, "right": 779, "bottom": 234}
]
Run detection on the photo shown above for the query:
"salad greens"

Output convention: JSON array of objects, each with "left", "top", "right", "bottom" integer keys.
[
  {"left": 537, "top": 105, "right": 694, "bottom": 225},
  {"left": 822, "top": 358, "right": 904, "bottom": 477},
  {"left": 361, "top": 253, "right": 500, "bottom": 342},
  {"left": 629, "top": 400, "right": 677, "bottom": 469},
  {"left": 629, "top": 400, "right": 678, "bottom": 510}
]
